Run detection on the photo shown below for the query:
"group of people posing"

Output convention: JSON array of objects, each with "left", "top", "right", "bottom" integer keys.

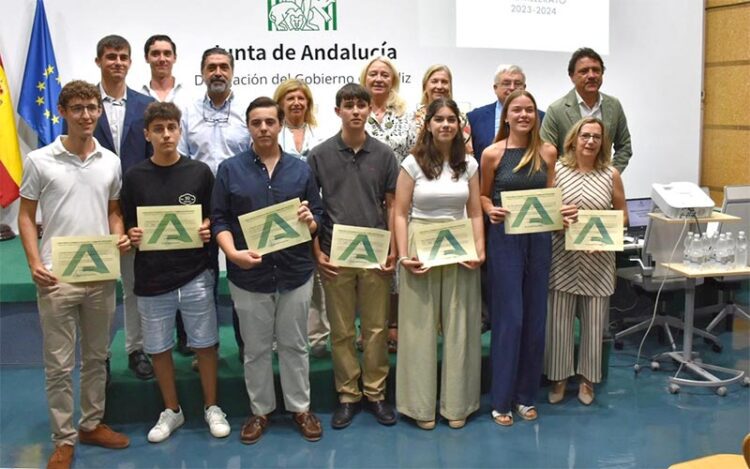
[{"left": 19, "top": 33, "right": 631, "bottom": 469}]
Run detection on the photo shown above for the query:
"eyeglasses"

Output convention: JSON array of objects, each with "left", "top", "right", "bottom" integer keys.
[
  {"left": 67, "top": 104, "right": 101, "bottom": 116},
  {"left": 498, "top": 80, "right": 525, "bottom": 88},
  {"left": 202, "top": 99, "right": 231, "bottom": 125},
  {"left": 579, "top": 133, "right": 602, "bottom": 142}
]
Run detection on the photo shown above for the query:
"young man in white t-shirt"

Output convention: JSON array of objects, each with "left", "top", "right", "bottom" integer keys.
[{"left": 18, "top": 80, "right": 131, "bottom": 469}]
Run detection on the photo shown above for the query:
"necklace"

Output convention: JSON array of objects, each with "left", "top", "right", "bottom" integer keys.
[{"left": 285, "top": 121, "right": 305, "bottom": 130}]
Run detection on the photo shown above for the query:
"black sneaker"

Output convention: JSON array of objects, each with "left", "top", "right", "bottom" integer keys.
[{"left": 128, "top": 350, "right": 154, "bottom": 380}]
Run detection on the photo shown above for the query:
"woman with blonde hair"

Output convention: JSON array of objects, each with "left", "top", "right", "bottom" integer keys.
[
  {"left": 272, "top": 79, "right": 322, "bottom": 161},
  {"left": 480, "top": 89, "right": 576, "bottom": 426},
  {"left": 411, "top": 64, "right": 472, "bottom": 155},
  {"left": 545, "top": 117, "right": 627, "bottom": 406},
  {"left": 272, "top": 79, "right": 329, "bottom": 359},
  {"left": 359, "top": 56, "right": 414, "bottom": 163}
]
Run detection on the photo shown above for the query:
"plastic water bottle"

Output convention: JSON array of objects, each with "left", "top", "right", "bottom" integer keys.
[
  {"left": 736, "top": 231, "right": 748, "bottom": 268},
  {"left": 700, "top": 233, "right": 710, "bottom": 268},
  {"left": 708, "top": 233, "right": 719, "bottom": 266},
  {"left": 692, "top": 233, "right": 705, "bottom": 267},
  {"left": 683, "top": 233, "right": 694, "bottom": 266},
  {"left": 725, "top": 232, "right": 736, "bottom": 265},
  {"left": 716, "top": 234, "right": 729, "bottom": 267}
]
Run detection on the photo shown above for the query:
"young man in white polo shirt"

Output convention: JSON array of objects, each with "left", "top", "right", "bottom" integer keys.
[{"left": 18, "top": 80, "right": 131, "bottom": 469}]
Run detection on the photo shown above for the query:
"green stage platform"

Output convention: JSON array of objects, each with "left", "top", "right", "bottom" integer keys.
[{"left": 104, "top": 326, "right": 495, "bottom": 424}]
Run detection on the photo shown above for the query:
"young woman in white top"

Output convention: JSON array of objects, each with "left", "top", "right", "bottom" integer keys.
[{"left": 394, "top": 98, "right": 485, "bottom": 430}]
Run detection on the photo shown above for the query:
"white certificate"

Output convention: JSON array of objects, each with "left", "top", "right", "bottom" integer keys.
[
  {"left": 503, "top": 187, "right": 563, "bottom": 234},
  {"left": 413, "top": 219, "right": 478, "bottom": 268},
  {"left": 51, "top": 235, "right": 120, "bottom": 283},
  {"left": 565, "top": 210, "right": 624, "bottom": 251},
  {"left": 238, "top": 198, "right": 311, "bottom": 255},
  {"left": 330, "top": 224, "right": 391, "bottom": 268},
  {"left": 136, "top": 205, "right": 203, "bottom": 251}
]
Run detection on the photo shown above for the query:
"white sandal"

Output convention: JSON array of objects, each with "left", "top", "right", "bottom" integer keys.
[
  {"left": 491, "top": 410, "right": 513, "bottom": 427},
  {"left": 514, "top": 404, "right": 538, "bottom": 421}
]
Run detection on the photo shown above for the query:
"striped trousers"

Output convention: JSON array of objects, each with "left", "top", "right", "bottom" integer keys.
[{"left": 544, "top": 290, "right": 608, "bottom": 383}]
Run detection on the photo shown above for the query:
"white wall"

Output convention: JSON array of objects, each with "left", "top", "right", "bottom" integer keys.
[{"left": 1, "top": 0, "right": 704, "bottom": 202}]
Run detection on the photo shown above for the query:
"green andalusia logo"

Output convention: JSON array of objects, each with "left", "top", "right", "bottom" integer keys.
[
  {"left": 428, "top": 230, "right": 467, "bottom": 260},
  {"left": 148, "top": 214, "right": 192, "bottom": 244},
  {"left": 267, "top": 0, "right": 337, "bottom": 31},
  {"left": 511, "top": 197, "right": 554, "bottom": 228},
  {"left": 338, "top": 234, "right": 378, "bottom": 263},
  {"left": 62, "top": 244, "right": 110, "bottom": 276},
  {"left": 573, "top": 217, "right": 614, "bottom": 245},
  {"left": 258, "top": 213, "right": 301, "bottom": 248}
]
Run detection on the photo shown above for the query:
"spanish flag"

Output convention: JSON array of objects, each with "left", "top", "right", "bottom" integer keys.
[{"left": 0, "top": 54, "right": 23, "bottom": 208}]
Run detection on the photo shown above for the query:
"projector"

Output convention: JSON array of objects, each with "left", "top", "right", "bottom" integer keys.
[{"left": 651, "top": 182, "right": 714, "bottom": 219}]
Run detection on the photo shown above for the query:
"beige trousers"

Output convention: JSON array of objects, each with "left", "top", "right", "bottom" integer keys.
[
  {"left": 323, "top": 267, "right": 390, "bottom": 402},
  {"left": 37, "top": 280, "right": 116, "bottom": 445}
]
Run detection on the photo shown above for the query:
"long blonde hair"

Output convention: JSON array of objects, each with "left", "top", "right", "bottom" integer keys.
[
  {"left": 494, "top": 90, "right": 543, "bottom": 173},
  {"left": 560, "top": 117, "right": 612, "bottom": 170},
  {"left": 358, "top": 56, "right": 406, "bottom": 116},
  {"left": 272, "top": 79, "right": 318, "bottom": 127}
]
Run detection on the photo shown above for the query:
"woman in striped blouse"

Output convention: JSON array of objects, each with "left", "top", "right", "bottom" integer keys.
[{"left": 544, "top": 117, "right": 628, "bottom": 405}]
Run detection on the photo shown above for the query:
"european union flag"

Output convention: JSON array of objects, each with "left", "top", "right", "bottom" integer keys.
[{"left": 17, "top": 0, "right": 62, "bottom": 147}]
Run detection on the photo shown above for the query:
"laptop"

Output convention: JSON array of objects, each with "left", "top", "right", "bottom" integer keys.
[{"left": 625, "top": 197, "right": 652, "bottom": 239}]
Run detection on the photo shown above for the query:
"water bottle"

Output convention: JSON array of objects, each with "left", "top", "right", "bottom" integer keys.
[
  {"left": 737, "top": 231, "right": 748, "bottom": 268},
  {"left": 725, "top": 232, "right": 736, "bottom": 265},
  {"left": 692, "top": 233, "right": 704, "bottom": 267},
  {"left": 700, "top": 233, "right": 710, "bottom": 268},
  {"left": 708, "top": 233, "right": 719, "bottom": 266},
  {"left": 683, "top": 232, "right": 694, "bottom": 266},
  {"left": 716, "top": 234, "right": 729, "bottom": 267}
]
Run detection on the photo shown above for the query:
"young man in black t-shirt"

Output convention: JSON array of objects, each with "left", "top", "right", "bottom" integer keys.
[{"left": 121, "top": 102, "right": 230, "bottom": 443}]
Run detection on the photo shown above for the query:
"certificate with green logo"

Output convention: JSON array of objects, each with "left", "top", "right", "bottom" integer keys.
[
  {"left": 52, "top": 235, "right": 120, "bottom": 283},
  {"left": 565, "top": 210, "right": 624, "bottom": 251},
  {"left": 238, "top": 198, "right": 311, "bottom": 255},
  {"left": 330, "top": 224, "right": 390, "bottom": 268},
  {"left": 503, "top": 187, "right": 563, "bottom": 234},
  {"left": 137, "top": 205, "right": 203, "bottom": 251},
  {"left": 413, "top": 219, "right": 478, "bottom": 268}
]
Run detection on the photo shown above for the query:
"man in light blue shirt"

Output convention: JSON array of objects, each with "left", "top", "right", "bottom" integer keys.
[
  {"left": 178, "top": 47, "right": 250, "bottom": 175},
  {"left": 178, "top": 47, "right": 250, "bottom": 359}
]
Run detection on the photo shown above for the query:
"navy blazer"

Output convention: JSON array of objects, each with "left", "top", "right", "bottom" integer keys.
[
  {"left": 94, "top": 87, "right": 154, "bottom": 175},
  {"left": 468, "top": 101, "right": 546, "bottom": 164},
  {"left": 467, "top": 102, "right": 496, "bottom": 164}
]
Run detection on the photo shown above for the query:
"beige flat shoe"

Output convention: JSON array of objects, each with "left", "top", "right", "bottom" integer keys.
[
  {"left": 416, "top": 419, "right": 436, "bottom": 430},
  {"left": 578, "top": 380, "right": 595, "bottom": 406},
  {"left": 448, "top": 419, "right": 466, "bottom": 429},
  {"left": 548, "top": 379, "right": 567, "bottom": 404}
]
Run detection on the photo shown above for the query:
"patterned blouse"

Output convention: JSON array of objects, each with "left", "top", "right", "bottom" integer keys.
[{"left": 365, "top": 108, "right": 415, "bottom": 163}]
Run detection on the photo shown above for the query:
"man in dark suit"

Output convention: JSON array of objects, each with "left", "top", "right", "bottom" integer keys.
[
  {"left": 467, "top": 65, "right": 544, "bottom": 162},
  {"left": 95, "top": 34, "right": 155, "bottom": 380},
  {"left": 540, "top": 47, "right": 632, "bottom": 173}
]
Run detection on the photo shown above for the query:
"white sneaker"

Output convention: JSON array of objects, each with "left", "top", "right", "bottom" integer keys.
[
  {"left": 204, "top": 405, "right": 231, "bottom": 438},
  {"left": 148, "top": 408, "right": 184, "bottom": 443}
]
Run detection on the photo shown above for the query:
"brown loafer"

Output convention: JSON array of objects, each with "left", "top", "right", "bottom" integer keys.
[
  {"left": 240, "top": 415, "right": 268, "bottom": 445},
  {"left": 78, "top": 424, "right": 129, "bottom": 449},
  {"left": 293, "top": 411, "right": 323, "bottom": 442},
  {"left": 47, "top": 444, "right": 74, "bottom": 469}
]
